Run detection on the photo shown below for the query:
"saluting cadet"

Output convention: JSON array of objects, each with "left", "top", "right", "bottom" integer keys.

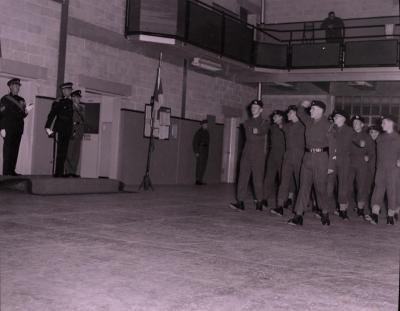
[
  {"left": 45, "top": 82, "right": 74, "bottom": 177},
  {"left": 370, "top": 115, "right": 400, "bottom": 225},
  {"left": 262, "top": 110, "right": 285, "bottom": 209},
  {"left": 0, "top": 78, "right": 32, "bottom": 176},
  {"left": 230, "top": 99, "right": 269, "bottom": 211},
  {"left": 271, "top": 105, "right": 305, "bottom": 216},
  {"left": 288, "top": 100, "right": 336, "bottom": 226},
  {"left": 65, "top": 90, "right": 85, "bottom": 178},
  {"left": 348, "top": 115, "right": 374, "bottom": 218},
  {"left": 327, "top": 110, "right": 353, "bottom": 220}
]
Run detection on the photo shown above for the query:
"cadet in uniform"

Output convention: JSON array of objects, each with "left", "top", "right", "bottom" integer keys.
[
  {"left": 262, "top": 110, "right": 285, "bottom": 209},
  {"left": 45, "top": 82, "right": 74, "bottom": 177},
  {"left": 192, "top": 119, "right": 210, "bottom": 185},
  {"left": 288, "top": 100, "right": 336, "bottom": 226},
  {"left": 0, "top": 78, "right": 32, "bottom": 176},
  {"left": 230, "top": 99, "right": 269, "bottom": 211},
  {"left": 271, "top": 105, "right": 305, "bottom": 216},
  {"left": 370, "top": 115, "right": 400, "bottom": 225},
  {"left": 65, "top": 90, "right": 85, "bottom": 178},
  {"left": 348, "top": 115, "right": 374, "bottom": 218},
  {"left": 327, "top": 110, "right": 353, "bottom": 220}
]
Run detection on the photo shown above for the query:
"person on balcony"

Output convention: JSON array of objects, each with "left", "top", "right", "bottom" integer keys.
[{"left": 321, "top": 11, "right": 345, "bottom": 43}]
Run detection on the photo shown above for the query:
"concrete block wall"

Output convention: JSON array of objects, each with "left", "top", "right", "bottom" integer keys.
[
  {"left": 265, "top": 0, "right": 399, "bottom": 24},
  {"left": 0, "top": 0, "right": 61, "bottom": 96}
]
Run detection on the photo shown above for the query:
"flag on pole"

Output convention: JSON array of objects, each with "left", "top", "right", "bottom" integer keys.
[{"left": 152, "top": 54, "right": 163, "bottom": 121}]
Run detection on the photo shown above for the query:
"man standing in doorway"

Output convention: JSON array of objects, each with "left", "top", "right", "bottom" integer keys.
[
  {"left": 65, "top": 90, "right": 85, "bottom": 178},
  {"left": 193, "top": 119, "right": 210, "bottom": 185},
  {"left": 0, "top": 78, "right": 32, "bottom": 176},
  {"left": 230, "top": 99, "right": 269, "bottom": 211},
  {"left": 45, "top": 82, "right": 74, "bottom": 177}
]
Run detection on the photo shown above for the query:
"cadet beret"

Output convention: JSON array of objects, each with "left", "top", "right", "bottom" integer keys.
[
  {"left": 250, "top": 99, "right": 263, "bottom": 108},
  {"left": 71, "top": 90, "right": 82, "bottom": 97},
  {"left": 310, "top": 100, "right": 326, "bottom": 112},
  {"left": 381, "top": 114, "right": 397, "bottom": 123},
  {"left": 59, "top": 82, "right": 73, "bottom": 89},
  {"left": 368, "top": 125, "right": 380, "bottom": 132},
  {"left": 7, "top": 78, "right": 21, "bottom": 87},
  {"left": 351, "top": 115, "right": 365, "bottom": 123},
  {"left": 271, "top": 110, "right": 285, "bottom": 117},
  {"left": 287, "top": 105, "right": 297, "bottom": 112},
  {"left": 332, "top": 109, "right": 349, "bottom": 120}
]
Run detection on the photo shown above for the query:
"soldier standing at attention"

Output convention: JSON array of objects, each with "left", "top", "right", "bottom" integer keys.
[
  {"left": 262, "top": 110, "right": 285, "bottom": 209},
  {"left": 288, "top": 100, "right": 336, "bottom": 226},
  {"left": 0, "top": 78, "right": 32, "bottom": 176},
  {"left": 230, "top": 99, "right": 269, "bottom": 211},
  {"left": 45, "top": 82, "right": 74, "bottom": 177},
  {"left": 369, "top": 115, "right": 400, "bottom": 225},
  {"left": 65, "top": 90, "right": 85, "bottom": 178},
  {"left": 327, "top": 110, "right": 353, "bottom": 220},
  {"left": 192, "top": 119, "right": 210, "bottom": 185},
  {"left": 271, "top": 105, "right": 305, "bottom": 216},
  {"left": 348, "top": 116, "right": 374, "bottom": 218}
]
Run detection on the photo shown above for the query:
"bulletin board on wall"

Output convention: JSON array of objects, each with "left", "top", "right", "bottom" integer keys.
[
  {"left": 144, "top": 104, "right": 171, "bottom": 140},
  {"left": 83, "top": 102, "right": 100, "bottom": 134}
]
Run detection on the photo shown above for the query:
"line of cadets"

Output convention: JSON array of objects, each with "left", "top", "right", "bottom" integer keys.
[{"left": 230, "top": 99, "right": 400, "bottom": 226}]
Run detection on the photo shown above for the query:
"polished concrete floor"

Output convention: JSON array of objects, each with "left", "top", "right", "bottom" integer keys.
[{"left": 1, "top": 184, "right": 399, "bottom": 311}]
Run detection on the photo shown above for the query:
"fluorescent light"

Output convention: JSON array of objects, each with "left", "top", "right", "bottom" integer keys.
[
  {"left": 191, "top": 57, "right": 222, "bottom": 72},
  {"left": 138, "top": 35, "right": 176, "bottom": 45}
]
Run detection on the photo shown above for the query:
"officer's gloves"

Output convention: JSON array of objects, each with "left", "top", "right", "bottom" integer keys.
[
  {"left": 45, "top": 128, "right": 54, "bottom": 137},
  {"left": 0, "top": 129, "right": 5, "bottom": 138}
]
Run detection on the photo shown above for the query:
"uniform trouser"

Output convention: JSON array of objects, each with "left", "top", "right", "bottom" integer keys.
[
  {"left": 327, "top": 157, "right": 350, "bottom": 210},
  {"left": 55, "top": 130, "right": 72, "bottom": 176},
  {"left": 277, "top": 153, "right": 303, "bottom": 206},
  {"left": 371, "top": 166, "right": 400, "bottom": 215},
  {"left": 294, "top": 152, "right": 329, "bottom": 215},
  {"left": 348, "top": 162, "right": 369, "bottom": 206},
  {"left": 195, "top": 149, "right": 208, "bottom": 182},
  {"left": 263, "top": 155, "right": 283, "bottom": 202},
  {"left": 65, "top": 135, "right": 83, "bottom": 175},
  {"left": 2, "top": 130, "right": 22, "bottom": 175},
  {"left": 237, "top": 152, "right": 265, "bottom": 201}
]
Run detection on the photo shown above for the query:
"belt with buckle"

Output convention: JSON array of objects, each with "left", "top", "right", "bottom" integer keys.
[{"left": 305, "top": 147, "right": 329, "bottom": 153}]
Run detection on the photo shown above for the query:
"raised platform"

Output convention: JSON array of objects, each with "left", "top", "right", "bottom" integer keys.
[{"left": 0, "top": 175, "right": 124, "bottom": 195}]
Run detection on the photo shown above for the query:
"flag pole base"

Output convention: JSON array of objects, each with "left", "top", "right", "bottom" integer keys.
[{"left": 138, "top": 173, "right": 154, "bottom": 191}]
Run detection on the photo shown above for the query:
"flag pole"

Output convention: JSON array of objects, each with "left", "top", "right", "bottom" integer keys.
[{"left": 139, "top": 52, "right": 162, "bottom": 191}]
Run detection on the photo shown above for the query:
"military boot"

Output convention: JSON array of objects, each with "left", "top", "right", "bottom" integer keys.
[
  {"left": 370, "top": 213, "right": 378, "bottom": 225},
  {"left": 255, "top": 201, "right": 263, "bottom": 211},
  {"left": 387, "top": 216, "right": 395, "bottom": 225},
  {"left": 288, "top": 215, "right": 303, "bottom": 226},
  {"left": 270, "top": 206, "right": 283, "bottom": 216},
  {"left": 229, "top": 201, "right": 245, "bottom": 211},
  {"left": 339, "top": 210, "right": 349, "bottom": 221},
  {"left": 357, "top": 208, "right": 365, "bottom": 217},
  {"left": 321, "top": 213, "right": 331, "bottom": 226}
]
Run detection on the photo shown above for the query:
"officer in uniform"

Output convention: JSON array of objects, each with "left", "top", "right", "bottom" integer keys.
[
  {"left": 327, "top": 109, "right": 353, "bottom": 220},
  {"left": 230, "top": 99, "right": 269, "bottom": 211},
  {"left": 0, "top": 78, "right": 32, "bottom": 176},
  {"left": 262, "top": 110, "right": 285, "bottom": 209},
  {"left": 370, "top": 115, "right": 400, "bottom": 225},
  {"left": 348, "top": 115, "right": 374, "bottom": 218},
  {"left": 288, "top": 100, "right": 336, "bottom": 226},
  {"left": 45, "top": 82, "right": 74, "bottom": 177},
  {"left": 65, "top": 90, "right": 85, "bottom": 178},
  {"left": 271, "top": 105, "right": 305, "bottom": 216},
  {"left": 192, "top": 119, "right": 210, "bottom": 185}
]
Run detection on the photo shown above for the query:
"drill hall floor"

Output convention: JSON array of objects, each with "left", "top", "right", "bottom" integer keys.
[{"left": 1, "top": 185, "right": 399, "bottom": 311}]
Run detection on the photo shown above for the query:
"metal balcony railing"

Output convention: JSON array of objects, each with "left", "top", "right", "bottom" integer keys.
[{"left": 125, "top": 0, "right": 400, "bottom": 70}]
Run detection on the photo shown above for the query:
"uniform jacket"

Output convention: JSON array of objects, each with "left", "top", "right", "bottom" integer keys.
[
  {"left": 242, "top": 116, "right": 269, "bottom": 156},
  {"left": 71, "top": 103, "right": 85, "bottom": 139},
  {"left": 268, "top": 124, "right": 285, "bottom": 160},
  {"left": 375, "top": 131, "right": 400, "bottom": 169},
  {"left": 0, "top": 93, "right": 28, "bottom": 134},
  {"left": 45, "top": 97, "right": 73, "bottom": 133},
  {"left": 192, "top": 128, "right": 210, "bottom": 154},
  {"left": 350, "top": 130, "right": 374, "bottom": 166}
]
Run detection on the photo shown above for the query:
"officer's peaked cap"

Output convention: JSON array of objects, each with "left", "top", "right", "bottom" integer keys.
[
  {"left": 310, "top": 100, "right": 326, "bottom": 112},
  {"left": 71, "top": 90, "right": 82, "bottom": 97},
  {"left": 250, "top": 99, "right": 263, "bottom": 108},
  {"left": 60, "top": 82, "right": 73, "bottom": 89},
  {"left": 7, "top": 78, "right": 21, "bottom": 87},
  {"left": 351, "top": 115, "right": 365, "bottom": 123}
]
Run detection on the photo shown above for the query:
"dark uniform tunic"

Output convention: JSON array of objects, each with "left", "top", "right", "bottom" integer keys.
[
  {"left": 192, "top": 127, "right": 210, "bottom": 183},
  {"left": 263, "top": 124, "right": 285, "bottom": 206},
  {"left": 348, "top": 130, "right": 374, "bottom": 206},
  {"left": 277, "top": 120, "right": 305, "bottom": 206},
  {"left": 371, "top": 131, "right": 400, "bottom": 213},
  {"left": 0, "top": 93, "right": 27, "bottom": 175},
  {"left": 294, "top": 106, "right": 336, "bottom": 215},
  {"left": 237, "top": 116, "right": 269, "bottom": 201},
  {"left": 45, "top": 97, "right": 73, "bottom": 176},
  {"left": 321, "top": 16, "right": 345, "bottom": 43},
  {"left": 327, "top": 124, "right": 353, "bottom": 209},
  {"left": 65, "top": 103, "right": 85, "bottom": 175}
]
